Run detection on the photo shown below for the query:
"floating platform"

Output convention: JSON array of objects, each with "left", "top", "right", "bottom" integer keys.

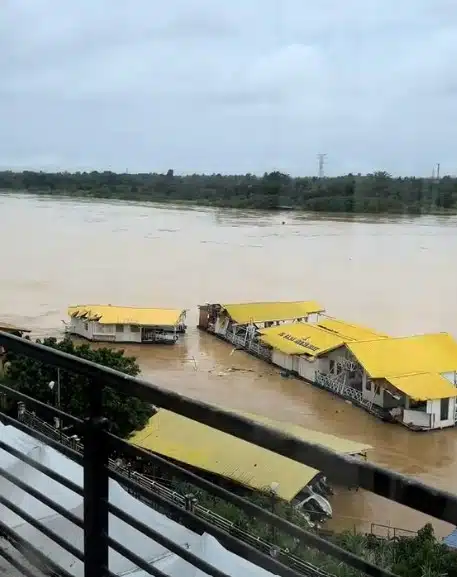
[
  {"left": 130, "top": 407, "right": 372, "bottom": 520},
  {"left": 198, "top": 302, "right": 457, "bottom": 431},
  {"left": 65, "top": 304, "right": 187, "bottom": 344}
]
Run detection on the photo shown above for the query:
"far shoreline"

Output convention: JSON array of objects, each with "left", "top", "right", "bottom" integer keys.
[{"left": 1, "top": 169, "right": 455, "bottom": 216}]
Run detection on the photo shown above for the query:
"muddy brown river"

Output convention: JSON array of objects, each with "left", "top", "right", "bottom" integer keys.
[{"left": 1, "top": 192, "right": 457, "bottom": 537}]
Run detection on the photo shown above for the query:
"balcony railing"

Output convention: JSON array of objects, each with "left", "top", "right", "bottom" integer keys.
[{"left": 0, "top": 330, "right": 456, "bottom": 577}]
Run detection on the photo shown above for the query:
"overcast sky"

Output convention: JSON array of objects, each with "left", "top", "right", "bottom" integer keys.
[{"left": 1, "top": 1, "right": 456, "bottom": 176}]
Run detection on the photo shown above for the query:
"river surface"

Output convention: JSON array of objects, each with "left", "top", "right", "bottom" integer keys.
[{"left": 1, "top": 192, "right": 457, "bottom": 538}]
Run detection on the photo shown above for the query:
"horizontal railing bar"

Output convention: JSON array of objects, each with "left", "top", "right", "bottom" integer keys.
[
  {"left": 106, "top": 536, "right": 169, "bottom": 577},
  {"left": 0, "top": 545, "right": 40, "bottom": 577},
  {"left": 0, "top": 412, "right": 83, "bottom": 465},
  {"left": 1, "top": 331, "right": 456, "bottom": 527},
  {"left": 0, "top": 462, "right": 83, "bottom": 529},
  {"left": 107, "top": 434, "right": 396, "bottom": 577},
  {"left": 0, "top": 382, "right": 82, "bottom": 426},
  {"left": 108, "top": 502, "right": 232, "bottom": 577},
  {"left": 110, "top": 470, "right": 310, "bottom": 577},
  {"left": 0, "top": 437, "right": 83, "bottom": 496},
  {"left": 0, "top": 517, "right": 75, "bottom": 577},
  {"left": 0, "top": 494, "right": 84, "bottom": 562}
]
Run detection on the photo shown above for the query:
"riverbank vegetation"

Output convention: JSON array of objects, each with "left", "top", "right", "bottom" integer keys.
[
  {"left": 2, "top": 169, "right": 457, "bottom": 214},
  {"left": 2, "top": 337, "right": 154, "bottom": 438},
  {"left": 162, "top": 477, "right": 457, "bottom": 576}
]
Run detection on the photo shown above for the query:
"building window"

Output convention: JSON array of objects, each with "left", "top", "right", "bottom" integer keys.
[
  {"left": 366, "top": 380, "right": 372, "bottom": 391},
  {"left": 349, "top": 370, "right": 356, "bottom": 379},
  {"left": 329, "top": 360, "right": 335, "bottom": 373},
  {"left": 130, "top": 325, "right": 140, "bottom": 333},
  {"left": 116, "top": 324, "right": 124, "bottom": 333},
  {"left": 84, "top": 322, "right": 88, "bottom": 331},
  {"left": 441, "top": 398, "right": 450, "bottom": 421},
  {"left": 410, "top": 400, "right": 426, "bottom": 411}
]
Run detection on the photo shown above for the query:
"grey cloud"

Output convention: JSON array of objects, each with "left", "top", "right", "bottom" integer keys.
[{"left": 1, "top": 0, "right": 457, "bottom": 175}]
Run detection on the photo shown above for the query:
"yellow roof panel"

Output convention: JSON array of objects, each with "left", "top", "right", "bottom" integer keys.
[
  {"left": 386, "top": 373, "right": 457, "bottom": 401},
  {"left": 221, "top": 301, "right": 325, "bottom": 324},
  {"left": 347, "top": 333, "right": 457, "bottom": 378},
  {"left": 318, "top": 317, "right": 388, "bottom": 342},
  {"left": 68, "top": 305, "right": 185, "bottom": 326},
  {"left": 130, "top": 408, "right": 370, "bottom": 501},
  {"left": 259, "top": 322, "right": 344, "bottom": 357},
  {"left": 241, "top": 412, "right": 371, "bottom": 455}
]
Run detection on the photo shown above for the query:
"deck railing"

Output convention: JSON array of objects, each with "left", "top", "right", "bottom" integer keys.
[
  {"left": 15, "top": 409, "right": 334, "bottom": 577},
  {"left": 0, "top": 330, "right": 457, "bottom": 577}
]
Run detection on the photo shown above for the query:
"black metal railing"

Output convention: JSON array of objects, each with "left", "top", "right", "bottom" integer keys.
[
  {"left": 0, "top": 330, "right": 456, "bottom": 577},
  {"left": 15, "top": 409, "right": 335, "bottom": 577}
]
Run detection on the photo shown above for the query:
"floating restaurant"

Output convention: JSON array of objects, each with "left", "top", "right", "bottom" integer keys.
[
  {"left": 65, "top": 304, "right": 187, "bottom": 344},
  {"left": 198, "top": 301, "right": 457, "bottom": 431},
  {"left": 198, "top": 301, "right": 324, "bottom": 358},
  {"left": 130, "top": 407, "right": 372, "bottom": 523}
]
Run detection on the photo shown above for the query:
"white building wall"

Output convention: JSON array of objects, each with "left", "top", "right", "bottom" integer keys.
[
  {"left": 292, "top": 356, "right": 300, "bottom": 373},
  {"left": 297, "top": 356, "right": 323, "bottom": 382},
  {"left": 441, "top": 371, "right": 457, "bottom": 385},
  {"left": 403, "top": 409, "right": 431, "bottom": 428},
  {"left": 215, "top": 316, "right": 229, "bottom": 336},
  {"left": 111, "top": 324, "right": 142, "bottom": 343},
  {"left": 69, "top": 317, "right": 94, "bottom": 339},
  {"left": 271, "top": 350, "right": 294, "bottom": 371},
  {"left": 90, "top": 322, "right": 116, "bottom": 342},
  {"left": 325, "top": 348, "right": 346, "bottom": 364},
  {"left": 426, "top": 398, "right": 456, "bottom": 429},
  {"left": 69, "top": 319, "right": 145, "bottom": 343},
  {"left": 361, "top": 373, "right": 385, "bottom": 407}
]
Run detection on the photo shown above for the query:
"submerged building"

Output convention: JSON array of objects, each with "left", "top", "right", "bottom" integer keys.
[
  {"left": 66, "top": 304, "right": 187, "bottom": 344},
  {"left": 198, "top": 301, "right": 324, "bottom": 358},
  {"left": 345, "top": 333, "right": 457, "bottom": 430},
  {"left": 259, "top": 323, "right": 457, "bottom": 430},
  {"left": 198, "top": 302, "right": 457, "bottom": 431},
  {"left": 130, "top": 407, "right": 371, "bottom": 522}
]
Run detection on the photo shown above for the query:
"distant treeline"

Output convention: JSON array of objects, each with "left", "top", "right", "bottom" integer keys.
[{"left": 1, "top": 169, "right": 456, "bottom": 214}]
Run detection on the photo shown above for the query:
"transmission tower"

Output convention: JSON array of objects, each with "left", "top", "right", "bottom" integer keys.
[{"left": 317, "top": 153, "right": 327, "bottom": 178}]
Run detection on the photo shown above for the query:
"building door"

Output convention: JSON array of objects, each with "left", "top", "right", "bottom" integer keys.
[{"left": 440, "top": 398, "right": 450, "bottom": 421}]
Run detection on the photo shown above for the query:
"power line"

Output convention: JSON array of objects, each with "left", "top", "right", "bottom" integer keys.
[{"left": 317, "top": 153, "right": 327, "bottom": 178}]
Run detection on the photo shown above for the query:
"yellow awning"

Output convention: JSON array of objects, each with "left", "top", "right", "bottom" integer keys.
[
  {"left": 130, "top": 408, "right": 370, "bottom": 502},
  {"left": 318, "top": 317, "right": 388, "bottom": 342},
  {"left": 347, "top": 333, "right": 457, "bottom": 378},
  {"left": 221, "top": 301, "right": 324, "bottom": 324},
  {"left": 67, "top": 305, "right": 185, "bottom": 327},
  {"left": 386, "top": 373, "right": 457, "bottom": 401},
  {"left": 259, "top": 322, "right": 344, "bottom": 357}
]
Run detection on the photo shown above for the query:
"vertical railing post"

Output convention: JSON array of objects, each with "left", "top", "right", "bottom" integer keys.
[{"left": 83, "top": 383, "right": 109, "bottom": 577}]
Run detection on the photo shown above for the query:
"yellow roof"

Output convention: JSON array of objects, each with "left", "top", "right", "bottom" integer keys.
[
  {"left": 67, "top": 305, "right": 185, "bottom": 326},
  {"left": 221, "top": 301, "right": 325, "bottom": 324},
  {"left": 130, "top": 408, "right": 370, "bottom": 502},
  {"left": 347, "top": 333, "right": 457, "bottom": 378},
  {"left": 386, "top": 373, "right": 457, "bottom": 401},
  {"left": 0, "top": 322, "right": 30, "bottom": 333},
  {"left": 259, "top": 322, "right": 344, "bottom": 357},
  {"left": 318, "top": 317, "right": 388, "bottom": 342},
  {"left": 241, "top": 412, "right": 371, "bottom": 455}
]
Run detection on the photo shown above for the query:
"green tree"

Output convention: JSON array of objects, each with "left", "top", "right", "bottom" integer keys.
[
  {"left": 3, "top": 337, "right": 154, "bottom": 438},
  {"left": 391, "top": 524, "right": 457, "bottom": 577},
  {"left": 2, "top": 169, "right": 457, "bottom": 214}
]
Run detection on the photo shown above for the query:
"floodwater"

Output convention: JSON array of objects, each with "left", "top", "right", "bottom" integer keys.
[{"left": 1, "top": 192, "right": 457, "bottom": 538}]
